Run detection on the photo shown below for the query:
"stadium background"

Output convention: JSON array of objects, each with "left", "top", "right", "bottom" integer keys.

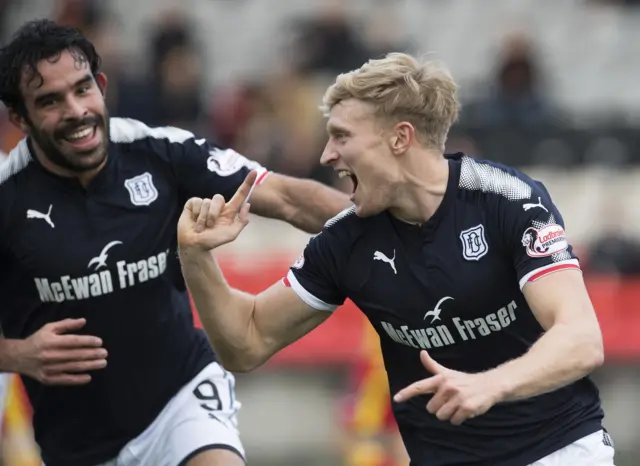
[{"left": 1, "top": 0, "right": 640, "bottom": 464}]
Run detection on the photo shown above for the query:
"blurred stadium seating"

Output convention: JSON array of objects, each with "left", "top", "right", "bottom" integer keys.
[{"left": 2, "top": 1, "right": 640, "bottom": 465}]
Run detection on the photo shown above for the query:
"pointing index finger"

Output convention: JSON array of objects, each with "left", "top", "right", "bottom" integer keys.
[
  {"left": 393, "top": 375, "right": 442, "bottom": 403},
  {"left": 226, "top": 170, "right": 258, "bottom": 212}
]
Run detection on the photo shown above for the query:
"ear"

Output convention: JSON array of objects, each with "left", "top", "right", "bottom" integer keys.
[
  {"left": 389, "top": 121, "right": 415, "bottom": 156},
  {"left": 8, "top": 108, "right": 29, "bottom": 134},
  {"left": 96, "top": 72, "right": 108, "bottom": 96}
]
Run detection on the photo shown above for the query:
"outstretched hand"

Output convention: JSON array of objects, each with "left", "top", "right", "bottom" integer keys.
[
  {"left": 178, "top": 170, "right": 257, "bottom": 251},
  {"left": 18, "top": 318, "right": 107, "bottom": 386},
  {"left": 393, "top": 350, "right": 501, "bottom": 425}
]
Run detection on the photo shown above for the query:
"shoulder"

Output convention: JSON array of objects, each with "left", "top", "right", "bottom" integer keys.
[
  {"left": 454, "top": 154, "right": 555, "bottom": 214},
  {"left": 110, "top": 117, "right": 196, "bottom": 145},
  {"left": 323, "top": 205, "right": 358, "bottom": 229},
  {"left": 304, "top": 205, "right": 374, "bottom": 258},
  {"left": 0, "top": 139, "right": 34, "bottom": 194},
  {"left": 109, "top": 117, "right": 215, "bottom": 159},
  {"left": 456, "top": 154, "right": 542, "bottom": 202},
  {"left": 320, "top": 205, "right": 371, "bottom": 242},
  {"left": 0, "top": 139, "right": 34, "bottom": 231}
]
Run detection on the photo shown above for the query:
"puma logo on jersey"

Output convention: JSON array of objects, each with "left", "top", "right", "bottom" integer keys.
[
  {"left": 87, "top": 241, "right": 123, "bottom": 270},
  {"left": 374, "top": 250, "right": 397, "bottom": 274},
  {"left": 423, "top": 296, "right": 454, "bottom": 323},
  {"left": 523, "top": 197, "right": 548, "bottom": 213},
  {"left": 26, "top": 205, "right": 54, "bottom": 228}
]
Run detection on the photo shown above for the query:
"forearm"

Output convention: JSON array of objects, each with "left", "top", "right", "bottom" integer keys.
[
  {"left": 253, "top": 174, "right": 351, "bottom": 233},
  {"left": 285, "top": 178, "right": 351, "bottom": 233},
  {"left": 179, "top": 247, "right": 263, "bottom": 371},
  {"left": 490, "top": 322, "right": 603, "bottom": 403},
  {"left": 0, "top": 337, "right": 25, "bottom": 373}
]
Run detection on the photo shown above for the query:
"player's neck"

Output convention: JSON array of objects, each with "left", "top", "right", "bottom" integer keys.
[
  {"left": 32, "top": 143, "right": 105, "bottom": 188},
  {"left": 388, "top": 150, "right": 449, "bottom": 225}
]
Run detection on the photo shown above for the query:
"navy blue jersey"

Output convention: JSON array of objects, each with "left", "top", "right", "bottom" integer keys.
[
  {"left": 0, "top": 118, "right": 268, "bottom": 466},
  {"left": 286, "top": 154, "right": 603, "bottom": 466}
]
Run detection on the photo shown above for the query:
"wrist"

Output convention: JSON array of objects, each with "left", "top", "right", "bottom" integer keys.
[
  {"left": 482, "top": 369, "right": 511, "bottom": 405},
  {"left": 178, "top": 245, "right": 213, "bottom": 261}
]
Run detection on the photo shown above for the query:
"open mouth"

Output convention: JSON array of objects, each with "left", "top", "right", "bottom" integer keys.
[
  {"left": 338, "top": 170, "right": 358, "bottom": 196},
  {"left": 61, "top": 125, "right": 99, "bottom": 151}
]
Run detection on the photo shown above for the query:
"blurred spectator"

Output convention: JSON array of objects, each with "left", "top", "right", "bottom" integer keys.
[
  {"left": 293, "top": 1, "right": 369, "bottom": 77},
  {"left": 0, "top": 0, "right": 12, "bottom": 40},
  {"left": 583, "top": 200, "right": 640, "bottom": 275},
  {"left": 53, "top": 0, "right": 105, "bottom": 32},
  {"left": 209, "top": 82, "right": 269, "bottom": 150},
  {"left": 462, "top": 32, "right": 557, "bottom": 130},
  {"left": 146, "top": 10, "right": 206, "bottom": 131},
  {"left": 218, "top": 63, "right": 335, "bottom": 186},
  {"left": 586, "top": 234, "right": 640, "bottom": 276},
  {"left": 360, "top": 2, "right": 413, "bottom": 60}
]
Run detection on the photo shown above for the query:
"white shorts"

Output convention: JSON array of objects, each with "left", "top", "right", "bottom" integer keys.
[
  {"left": 97, "top": 362, "right": 244, "bottom": 466},
  {"left": 529, "top": 430, "right": 615, "bottom": 466}
]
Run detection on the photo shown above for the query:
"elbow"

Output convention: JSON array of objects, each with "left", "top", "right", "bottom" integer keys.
[
  {"left": 221, "top": 358, "right": 260, "bottom": 374},
  {"left": 216, "top": 350, "right": 268, "bottom": 374},
  {"left": 279, "top": 203, "right": 301, "bottom": 229},
  {"left": 580, "top": 332, "right": 605, "bottom": 373},
  {"left": 586, "top": 340, "right": 605, "bottom": 372}
]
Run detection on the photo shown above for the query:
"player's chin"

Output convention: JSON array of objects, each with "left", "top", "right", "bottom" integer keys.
[
  {"left": 353, "top": 196, "right": 385, "bottom": 218},
  {"left": 65, "top": 146, "right": 107, "bottom": 171}
]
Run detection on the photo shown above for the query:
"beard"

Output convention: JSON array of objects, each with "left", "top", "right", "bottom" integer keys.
[{"left": 28, "top": 110, "right": 110, "bottom": 173}]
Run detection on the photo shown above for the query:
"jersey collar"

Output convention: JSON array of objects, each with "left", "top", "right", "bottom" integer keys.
[
  {"left": 26, "top": 136, "right": 119, "bottom": 194},
  {"left": 387, "top": 154, "right": 461, "bottom": 240}
]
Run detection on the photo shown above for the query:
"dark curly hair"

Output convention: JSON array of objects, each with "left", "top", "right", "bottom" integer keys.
[{"left": 0, "top": 19, "right": 101, "bottom": 117}]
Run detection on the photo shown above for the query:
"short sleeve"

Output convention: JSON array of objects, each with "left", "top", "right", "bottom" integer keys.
[
  {"left": 109, "top": 118, "right": 271, "bottom": 202},
  {"left": 500, "top": 181, "right": 580, "bottom": 290},
  {"left": 284, "top": 228, "right": 347, "bottom": 312},
  {"left": 170, "top": 137, "right": 270, "bottom": 201}
]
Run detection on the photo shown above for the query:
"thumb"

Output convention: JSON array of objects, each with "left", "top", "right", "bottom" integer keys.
[{"left": 420, "top": 350, "right": 447, "bottom": 375}]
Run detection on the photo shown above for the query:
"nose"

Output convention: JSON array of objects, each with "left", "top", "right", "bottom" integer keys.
[
  {"left": 64, "top": 96, "right": 88, "bottom": 120},
  {"left": 320, "top": 141, "right": 339, "bottom": 166}
]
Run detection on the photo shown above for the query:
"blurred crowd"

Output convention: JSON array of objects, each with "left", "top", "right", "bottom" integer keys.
[
  {"left": 4, "top": 0, "right": 638, "bottom": 275},
  {"left": 2, "top": 1, "right": 640, "bottom": 464},
  {"left": 0, "top": 0, "right": 607, "bottom": 176}
]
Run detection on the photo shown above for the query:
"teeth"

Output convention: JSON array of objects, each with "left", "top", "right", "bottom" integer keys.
[
  {"left": 66, "top": 127, "right": 93, "bottom": 141},
  {"left": 338, "top": 171, "right": 351, "bottom": 179}
]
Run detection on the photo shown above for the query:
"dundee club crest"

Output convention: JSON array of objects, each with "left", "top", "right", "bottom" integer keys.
[
  {"left": 124, "top": 172, "right": 159, "bottom": 206},
  {"left": 460, "top": 224, "right": 488, "bottom": 261}
]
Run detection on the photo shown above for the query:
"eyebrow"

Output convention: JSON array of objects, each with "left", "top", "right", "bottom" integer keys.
[
  {"left": 326, "top": 123, "right": 350, "bottom": 135},
  {"left": 33, "top": 74, "right": 94, "bottom": 106}
]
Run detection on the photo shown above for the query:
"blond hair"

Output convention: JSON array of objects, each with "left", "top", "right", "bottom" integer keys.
[{"left": 321, "top": 53, "right": 460, "bottom": 150}]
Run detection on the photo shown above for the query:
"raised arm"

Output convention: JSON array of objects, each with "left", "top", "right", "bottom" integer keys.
[
  {"left": 177, "top": 171, "right": 344, "bottom": 372},
  {"left": 249, "top": 172, "right": 351, "bottom": 233},
  {"left": 135, "top": 119, "right": 350, "bottom": 234},
  {"left": 179, "top": 250, "right": 330, "bottom": 372}
]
